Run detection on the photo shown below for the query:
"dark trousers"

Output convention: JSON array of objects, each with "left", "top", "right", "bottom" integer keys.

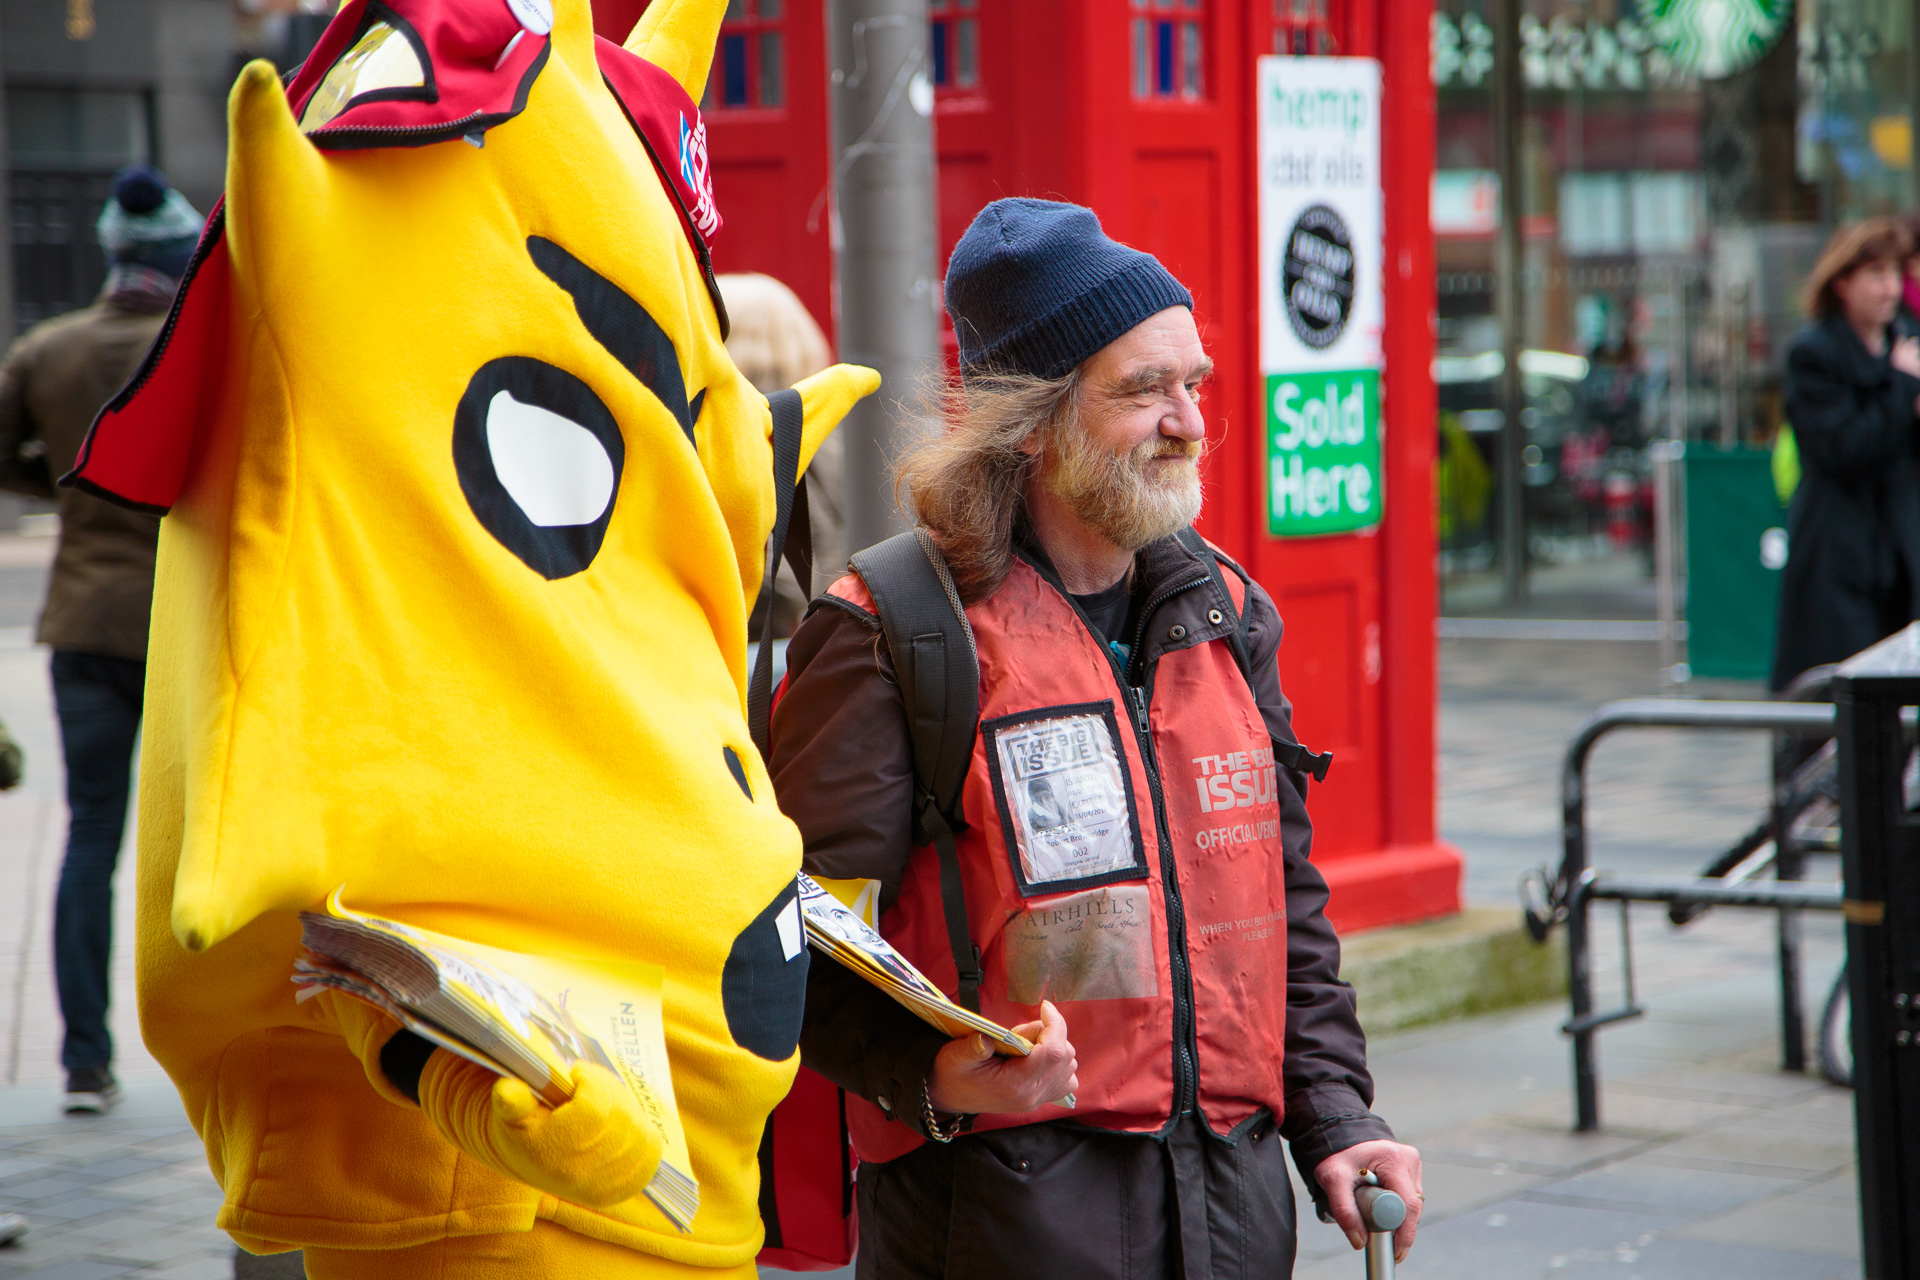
[
  {"left": 855, "top": 1111, "right": 1298, "bottom": 1280},
  {"left": 50, "top": 650, "right": 146, "bottom": 1073}
]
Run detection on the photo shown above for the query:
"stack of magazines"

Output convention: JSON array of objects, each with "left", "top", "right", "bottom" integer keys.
[
  {"left": 292, "top": 890, "right": 700, "bottom": 1231},
  {"left": 798, "top": 874, "right": 1036, "bottom": 1056}
]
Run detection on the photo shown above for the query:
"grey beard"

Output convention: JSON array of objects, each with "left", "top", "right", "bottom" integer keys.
[{"left": 1048, "top": 440, "right": 1204, "bottom": 551}]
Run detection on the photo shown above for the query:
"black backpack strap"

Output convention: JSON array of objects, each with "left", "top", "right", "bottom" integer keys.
[
  {"left": 1175, "top": 528, "right": 1332, "bottom": 785},
  {"left": 849, "top": 529, "right": 984, "bottom": 1012},
  {"left": 749, "top": 390, "right": 807, "bottom": 762}
]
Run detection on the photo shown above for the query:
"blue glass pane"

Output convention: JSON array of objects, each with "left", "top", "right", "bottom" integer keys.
[
  {"left": 931, "top": 20, "right": 950, "bottom": 86},
  {"left": 1156, "top": 21, "right": 1173, "bottom": 96},
  {"left": 722, "top": 33, "right": 749, "bottom": 106}
]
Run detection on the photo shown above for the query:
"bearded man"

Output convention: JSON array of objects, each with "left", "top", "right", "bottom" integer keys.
[{"left": 768, "top": 198, "right": 1420, "bottom": 1278}]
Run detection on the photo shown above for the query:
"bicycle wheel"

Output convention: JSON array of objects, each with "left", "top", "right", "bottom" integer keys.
[{"left": 1819, "top": 963, "right": 1852, "bottom": 1088}]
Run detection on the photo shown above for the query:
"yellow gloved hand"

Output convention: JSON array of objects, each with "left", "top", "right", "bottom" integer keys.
[
  {"left": 310, "top": 990, "right": 415, "bottom": 1109},
  {"left": 417, "top": 1050, "right": 666, "bottom": 1209}
]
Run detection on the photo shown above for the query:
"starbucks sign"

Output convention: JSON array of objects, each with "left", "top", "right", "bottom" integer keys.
[
  {"left": 1257, "top": 56, "right": 1382, "bottom": 538},
  {"left": 1648, "top": 0, "right": 1788, "bottom": 79}
]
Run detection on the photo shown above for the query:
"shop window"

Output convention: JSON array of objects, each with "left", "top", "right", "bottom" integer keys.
[
  {"left": 929, "top": 0, "right": 979, "bottom": 92},
  {"left": 1130, "top": 0, "right": 1205, "bottom": 101},
  {"left": 705, "top": 0, "right": 784, "bottom": 111},
  {"left": 7, "top": 87, "right": 152, "bottom": 328},
  {"left": 1273, "top": 0, "right": 1336, "bottom": 56}
]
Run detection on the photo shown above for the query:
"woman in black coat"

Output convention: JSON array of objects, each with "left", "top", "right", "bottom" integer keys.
[{"left": 1772, "top": 218, "right": 1920, "bottom": 689}]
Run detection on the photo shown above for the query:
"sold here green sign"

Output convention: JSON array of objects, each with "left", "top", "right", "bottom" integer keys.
[
  {"left": 1258, "top": 55, "right": 1382, "bottom": 540},
  {"left": 1265, "top": 368, "right": 1381, "bottom": 536}
]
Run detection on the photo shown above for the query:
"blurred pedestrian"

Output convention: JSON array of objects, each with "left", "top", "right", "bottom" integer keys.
[
  {"left": 718, "top": 272, "right": 844, "bottom": 636},
  {"left": 1772, "top": 216, "right": 1920, "bottom": 689},
  {"left": 0, "top": 164, "right": 202, "bottom": 1112}
]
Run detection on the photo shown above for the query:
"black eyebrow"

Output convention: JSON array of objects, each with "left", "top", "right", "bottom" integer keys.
[{"left": 527, "top": 235, "right": 695, "bottom": 446}]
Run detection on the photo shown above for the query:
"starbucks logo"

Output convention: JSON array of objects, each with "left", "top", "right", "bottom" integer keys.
[
  {"left": 1282, "top": 205, "right": 1355, "bottom": 351},
  {"left": 1648, "top": 0, "right": 1788, "bottom": 79}
]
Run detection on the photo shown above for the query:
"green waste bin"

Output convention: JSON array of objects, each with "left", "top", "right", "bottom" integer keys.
[{"left": 1684, "top": 447, "right": 1788, "bottom": 681}]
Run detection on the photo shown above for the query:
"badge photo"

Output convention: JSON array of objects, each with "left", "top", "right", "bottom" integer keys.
[{"left": 982, "top": 702, "right": 1149, "bottom": 898}]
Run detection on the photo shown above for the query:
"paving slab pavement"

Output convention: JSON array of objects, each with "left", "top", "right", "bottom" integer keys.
[
  {"left": 0, "top": 540, "right": 1867, "bottom": 1276},
  {"left": 0, "top": 1082, "right": 233, "bottom": 1279},
  {"left": 1288, "top": 906, "right": 1856, "bottom": 1280}
]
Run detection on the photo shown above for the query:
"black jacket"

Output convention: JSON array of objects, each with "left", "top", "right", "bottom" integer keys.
[
  {"left": 1772, "top": 314, "right": 1920, "bottom": 688},
  {"left": 767, "top": 532, "right": 1391, "bottom": 1271}
]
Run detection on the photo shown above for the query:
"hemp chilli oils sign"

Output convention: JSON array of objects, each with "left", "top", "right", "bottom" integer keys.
[{"left": 1257, "top": 56, "right": 1383, "bottom": 538}]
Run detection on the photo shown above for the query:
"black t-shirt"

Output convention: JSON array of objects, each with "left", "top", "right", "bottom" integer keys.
[{"left": 1072, "top": 574, "right": 1135, "bottom": 646}]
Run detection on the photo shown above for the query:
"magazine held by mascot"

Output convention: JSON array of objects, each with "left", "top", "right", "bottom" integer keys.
[{"left": 63, "top": 0, "right": 881, "bottom": 1271}]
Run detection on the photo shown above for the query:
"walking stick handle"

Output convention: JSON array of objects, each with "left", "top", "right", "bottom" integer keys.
[{"left": 1354, "top": 1172, "right": 1405, "bottom": 1280}]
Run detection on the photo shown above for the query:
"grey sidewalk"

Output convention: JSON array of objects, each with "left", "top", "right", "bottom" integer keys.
[
  {"left": 1290, "top": 906, "right": 1854, "bottom": 1280},
  {"left": 0, "top": 1083, "right": 235, "bottom": 1280},
  {"left": 0, "top": 538, "right": 1864, "bottom": 1277},
  {"left": 0, "top": 535, "right": 231, "bottom": 1279}
]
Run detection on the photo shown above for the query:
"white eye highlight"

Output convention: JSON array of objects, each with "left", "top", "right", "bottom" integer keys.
[
  {"left": 484, "top": 389, "right": 616, "bottom": 527},
  {"left": 299, "top": 22, "right": 426, "bottom": 131}
]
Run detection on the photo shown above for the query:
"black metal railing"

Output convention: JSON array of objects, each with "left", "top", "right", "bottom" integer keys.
[{"left": 1522, "top": 698, "right": 1844, "bottom": 1132}]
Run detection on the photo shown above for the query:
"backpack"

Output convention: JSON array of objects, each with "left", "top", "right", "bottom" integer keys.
[{"left": 750, "top": 516, "right": 1331, "bottom": 1270}]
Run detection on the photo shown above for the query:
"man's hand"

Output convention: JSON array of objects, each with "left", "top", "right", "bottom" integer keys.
[
  {"left": 1314, "top": 1139, "right": 1423, "bottom": 1263},
  {"left": 926, "top": 1000, "right": 1079, "bottom": 1116}
]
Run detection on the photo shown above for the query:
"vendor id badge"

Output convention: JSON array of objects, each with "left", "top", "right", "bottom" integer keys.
[{"left": 984, "top": 703, "right": 1147, "bottom": 897}]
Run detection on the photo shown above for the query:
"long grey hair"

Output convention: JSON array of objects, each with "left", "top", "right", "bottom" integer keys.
[{"left": 893, "top": 366, "right": 1084, "bottom": 603}]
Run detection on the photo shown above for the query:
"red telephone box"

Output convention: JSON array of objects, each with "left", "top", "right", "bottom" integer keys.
[{"left": 595, "top": 0, "right": 1459, "bottom": 932}]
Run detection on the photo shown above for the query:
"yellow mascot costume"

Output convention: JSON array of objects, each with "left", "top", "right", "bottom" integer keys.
[{"left": 65, "top": 0, "right": 878, "bottom": 1271}]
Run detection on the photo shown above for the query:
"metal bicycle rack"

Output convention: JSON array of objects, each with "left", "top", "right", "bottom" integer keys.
[
  {"left": 1522, "top": 698, "right": 1847, "bottom": 1132},
  {"left": 1522, "top": 628, "right": 1920, "bottom": 1274}
]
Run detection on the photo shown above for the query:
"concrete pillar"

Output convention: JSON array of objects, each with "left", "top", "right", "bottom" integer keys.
[{"left": 827, "top": 0, "right": 942, "bottom": 556}]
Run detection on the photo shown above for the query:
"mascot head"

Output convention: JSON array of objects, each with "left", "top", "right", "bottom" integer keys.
[{"left": 71, "top": 0, "right": 877, "bottom": 952}]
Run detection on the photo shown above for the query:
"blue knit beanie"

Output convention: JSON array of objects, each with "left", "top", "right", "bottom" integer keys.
[
  {"left": 97, "top": 165, "right": 203, "bottom": 279},
  {"left": 945, "top": 198, "right": 1192, "bottom": 380}
]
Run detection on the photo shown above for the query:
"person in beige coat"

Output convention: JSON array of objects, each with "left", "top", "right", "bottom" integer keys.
[
  {"left": 0, "top": 165, "right": 201, "bottom": 1112},
  {"left": 718, "top": 272, "right": 845, "bottom": 636}
]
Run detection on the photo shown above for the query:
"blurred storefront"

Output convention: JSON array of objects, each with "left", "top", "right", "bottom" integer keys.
[
  {"left": 0, "top": 0, "right": 327, "bottom": 345},
  {"left": 1432, "top": 0, "right": 1913, "bottom": 614}
]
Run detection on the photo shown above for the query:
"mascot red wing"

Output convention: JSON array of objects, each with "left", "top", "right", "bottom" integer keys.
[{"left": 66, "top": 0, "right": 878, "bottom": 1273}]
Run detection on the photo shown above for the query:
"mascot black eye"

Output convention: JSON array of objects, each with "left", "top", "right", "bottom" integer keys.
[
  {"left": 455, "top": 238, "right": 706, "bottom": 579},
  {"left": 452, "top": 356, "right": 624, "bottom": 581}
]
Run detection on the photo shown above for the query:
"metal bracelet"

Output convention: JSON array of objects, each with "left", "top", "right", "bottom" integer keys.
[{"left": 920, "top": 1083, "right": 968, "bottom": 1144}]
